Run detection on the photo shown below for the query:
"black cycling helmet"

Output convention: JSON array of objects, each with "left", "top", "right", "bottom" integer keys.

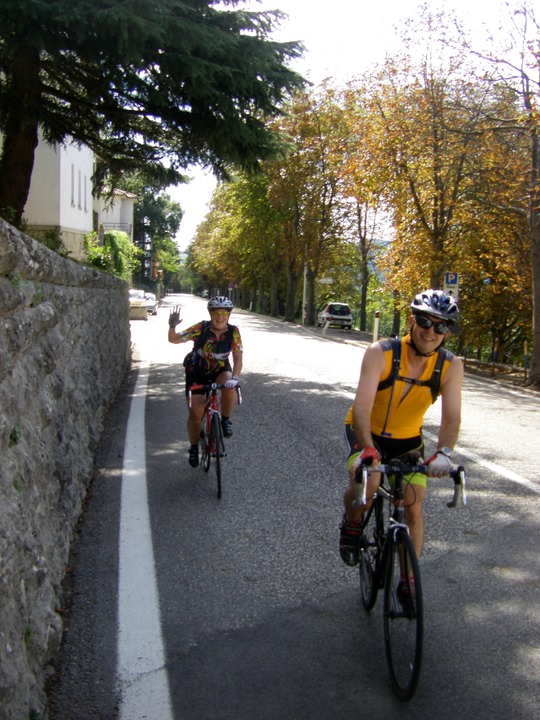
[
  {"left": 411, "top": 289, "right": 459, "bottom": 324},
  {"left": 207, "top": 295, "right": 233, "bottom": 312}
]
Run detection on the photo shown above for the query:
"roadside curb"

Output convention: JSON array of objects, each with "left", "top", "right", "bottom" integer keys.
[{"left": 161, "top": 296, "right": 539, "bottom": 398}]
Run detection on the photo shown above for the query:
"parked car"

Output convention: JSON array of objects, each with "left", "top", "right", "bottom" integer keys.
[
  {"left": 317, "top": 302, "right": 353, "bottom": 329},
  {"left": 145, "top": 292, "right": 158, "bottom": 316},
  {"left": 129, "top": 289, "right": 148, "bottom": 321}
]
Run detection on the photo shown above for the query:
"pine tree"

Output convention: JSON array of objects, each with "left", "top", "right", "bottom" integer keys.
[{"left": 0, "top": 0, "right": 304, "bottom": 225}]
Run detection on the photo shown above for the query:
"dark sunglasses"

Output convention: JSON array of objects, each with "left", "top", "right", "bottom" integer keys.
[{"left": 414, "top": 314, "right": 450, "bottom": 335}]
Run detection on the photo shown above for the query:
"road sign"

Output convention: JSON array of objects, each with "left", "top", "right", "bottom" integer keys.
[{"left": 444, "top": 272, "right": 459, "bottom": 300}]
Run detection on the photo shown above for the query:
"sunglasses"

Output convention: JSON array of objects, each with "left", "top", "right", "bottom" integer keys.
[
  {"left": 210, "top": 310, "right": 230, "bottom": 316},
  {"left": 414, "top": 314, "right": 450, "bottom": 335}
]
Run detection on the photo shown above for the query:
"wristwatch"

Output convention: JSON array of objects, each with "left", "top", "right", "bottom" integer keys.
[{"left": 437, "top": 447, "right": 453, "bottom": 458}]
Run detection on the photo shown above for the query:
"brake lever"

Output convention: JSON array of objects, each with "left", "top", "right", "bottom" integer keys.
[
  {"left": 447, "top": 465, "right": 467, "bottom": 508},
  {"left": 352, "top": 465, "right": 368, "bottom": 507}
]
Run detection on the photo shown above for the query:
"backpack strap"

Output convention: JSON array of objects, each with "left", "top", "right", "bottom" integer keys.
[
  {"left": 426, "top": 347, "right": 453, "bottom": 403},
  {"left": 377, "top": 337, "right": 401, "bottom": 392},
  {"left": 377, "top": 338, "right": 452, "bottom": 405},
  {"left": 395, "top": 346, "right": 453, "bottom": 404},
  {"left": 377, "top": 337, "right": 401, "bottom": 437}
]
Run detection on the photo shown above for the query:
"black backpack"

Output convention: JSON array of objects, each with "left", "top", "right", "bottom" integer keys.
[{"left": 377, "top": 337, "right": 452, "bottom": 404}]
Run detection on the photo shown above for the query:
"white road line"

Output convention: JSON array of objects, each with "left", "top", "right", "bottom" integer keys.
[
  {"left": 117, "top": 360, "right": 174, "bottom": 720},
  {"left": 423, "top": 430, "right": 540, "bottom": 496}
]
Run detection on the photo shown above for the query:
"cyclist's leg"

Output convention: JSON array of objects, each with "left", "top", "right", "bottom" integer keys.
[
  {"left": 216, "top": 366, "right": 235, "bottom": 437},
  {"left": 185, "top": 370, "right": 207, "bottom": 444},
  {"left": 343, "top": 424, "right": 380, "bottom": 523},
  {"left": 403, "top": 480, "right": 426, "bottom": 558},
  {"left": 216, "top": 367, "right": 234, "bottom": 413},
  {"left": 387, "top": 441, "right": 426, "bottom": 558},
  {"left": 340, "top": 425, "right": 380, "bottom": 566}
]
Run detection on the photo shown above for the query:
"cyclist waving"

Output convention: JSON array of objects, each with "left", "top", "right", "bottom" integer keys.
[
  {"left": 340, "top": 289, "right": 463, "bottom": 566},
  {"left": 168, "top": 296, "right": 243, "bottom": 467}
]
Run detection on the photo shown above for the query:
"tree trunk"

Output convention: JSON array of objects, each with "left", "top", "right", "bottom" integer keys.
[
  {"left": 270, "top": 270, "right": 279, "bottom": 317},
  {"left": 256, "top": 277, "right": 264, "bottom": 313},
  {"left": 0, "top": 46, "right": 42, "bottom": 226},
  {"left": 284, "top": 265, "right": 301, "bottom": 322},
  {"left": 305, "top": 268, "right": 317, "bottom": 326},
  {"left": 527, "top": 129, "right": 540, "bottom": 388}
]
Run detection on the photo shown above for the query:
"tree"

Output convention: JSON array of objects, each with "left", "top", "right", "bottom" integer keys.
[
  {"left": 460, "top": 2, "right": 540, "bottom": 384},
  {"left": 119, "top": 175, "right": 184, "bottom": 285},
  {"left": 0, "top": 0, "right": 305, "bottom": 225},
  {"left": 369, "top": 53, "right": 483, "bottom": 292},
  {"left": 341, "top": 83, "right": 391, "bottom": 331},
  {"left": 84, "top": 229, "right": 141, "bottom": 281},
  {"left": 260, "top": 88, "right": 350, "bottom": 324}
]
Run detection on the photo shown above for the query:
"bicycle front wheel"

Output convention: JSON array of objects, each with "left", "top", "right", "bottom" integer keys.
[
  {"left": 383, "top": 529, "right": 423, "bottom": 701},
  {"left": 199, "top": 429, "right": 210, "bottom": 472},
  {"left": 210, "top": 413, "right": 224, "bottom": 499},
  {"left": 358, "top": 500, "right": 382, "bottom": 611}
]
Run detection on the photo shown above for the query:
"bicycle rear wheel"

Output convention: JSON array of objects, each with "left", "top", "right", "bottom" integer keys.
[
  {"left": 210, "top": 413, "right": 224, "bottom": 499},
  {"left": 358, "top": 499, "right": 382, "bottom": 611},
  {"left": 383, "top": 529, "right": 423, "bottom": 701}
]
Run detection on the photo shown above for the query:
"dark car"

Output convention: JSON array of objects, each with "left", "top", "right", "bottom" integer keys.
[{"left": 317, "top": 302, "right": 353, "bottom": 329}]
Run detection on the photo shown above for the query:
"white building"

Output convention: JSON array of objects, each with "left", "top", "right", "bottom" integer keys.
[
  {"left": 23, "top": 135, "right": 135, "bottom": 260},
  {"left": 94, "top": 188, "right": 137, "bottom": 243}
]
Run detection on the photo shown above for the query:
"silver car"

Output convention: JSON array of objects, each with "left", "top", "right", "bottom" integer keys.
[{"left": 145, "top": 292, "right": 158, "bottom": 316}]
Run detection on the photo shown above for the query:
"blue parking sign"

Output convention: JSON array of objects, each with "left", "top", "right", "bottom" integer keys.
[{"left": 443, "top": 272, "right": 459, "bottom": 299}]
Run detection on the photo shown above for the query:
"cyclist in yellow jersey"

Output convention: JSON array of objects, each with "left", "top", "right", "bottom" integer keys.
[{"left": 340, "top": 289, "right": 463, "bottom": 567}]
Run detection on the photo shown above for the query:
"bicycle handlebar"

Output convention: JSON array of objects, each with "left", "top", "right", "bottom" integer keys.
[
  {"left": 187, "top": 382, "right": 242, "bottom": 407},
  {"left": 352, "top": 461, "right": 467, "bottom": 509}
]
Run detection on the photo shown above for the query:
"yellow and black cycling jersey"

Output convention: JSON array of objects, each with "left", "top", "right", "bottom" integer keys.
[{"left": 344, "top": 335, "right": 454, "bottom": 439}]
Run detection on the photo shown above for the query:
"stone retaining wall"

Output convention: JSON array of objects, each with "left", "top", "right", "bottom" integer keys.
[{"left": 0, "top": 219, "right": 131, "bottom": 720}]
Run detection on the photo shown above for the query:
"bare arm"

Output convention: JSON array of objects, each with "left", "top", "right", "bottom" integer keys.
[
  {"left": 231, "top": 349, "right": 243, "bottom": 378},
  {"left": 168, "top": 326, "right": 185, "bottom": 344},
  {"left": 352, "top": 343, "right": 386, "bottom": 448},
  {"left": 437, "top": 356, "right": 464, "bottom": 450}
]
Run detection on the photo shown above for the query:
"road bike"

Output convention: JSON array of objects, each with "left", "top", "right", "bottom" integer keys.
[
  {"left": 188, "top": 382, "right": 242, "bottom": 499},
  {"left": 354, "top": 458, "right": 467, "bottom": 701}
]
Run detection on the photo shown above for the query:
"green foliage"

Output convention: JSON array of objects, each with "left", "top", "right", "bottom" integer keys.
[
  {"left": 184, "top": 4, "right": 539, "bottom": 378},
  {"left": 0, "top": 0, "right": 306, "bottom": 225},
  {"left": 9, "top": 425, "right": 21, "bottom": 447},
  {"left": 29, "top": 226, "right": 70, "bottom": 257},
  {"left": 83, "top": 230, "right": 141, "bottom": 280}
]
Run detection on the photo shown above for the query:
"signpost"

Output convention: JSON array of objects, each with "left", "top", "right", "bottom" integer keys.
[{"left": 443, "top": 272, "right": 459, "bottom": 300}]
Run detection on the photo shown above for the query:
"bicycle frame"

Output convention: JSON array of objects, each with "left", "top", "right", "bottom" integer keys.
[
  {"left": 354, "top": 460, "right": 467, "bottom": 512},
  {"left": 356, "top": 460, "right": 467, "bottom": 593},
  {"left": 203, "top": 386, "right": 221, "bottom": 450},
  {"left": 355, "top": 458, "right": 467, "bottom": 701},
  {"left": 188, "top": 382, "right": 242, "bottom": 499}
]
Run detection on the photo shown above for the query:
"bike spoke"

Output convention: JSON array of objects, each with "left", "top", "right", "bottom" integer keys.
[
  {"left": 383, "top": 531, "right": 423, "bottom": 701},
  {"left": 358, "top": 500, "right": 382, "bottom": 611}
]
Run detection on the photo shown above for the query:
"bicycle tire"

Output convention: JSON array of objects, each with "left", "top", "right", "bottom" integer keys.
[
  {"left": 210, "top": 413, "right": 224, "bottom": 499},
  {"left": 383, "top": 529, "right": 423, "bottom": 701},
  {"left": 199, "top": 429, "right": 210, "bottom": 473},
  {"left": 358, "top": 499, "right": 383, "bottom": 611}
]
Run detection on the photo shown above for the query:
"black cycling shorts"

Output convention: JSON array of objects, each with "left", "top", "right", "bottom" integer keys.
[
  {"left": 344, "top": 424, "right": 424, "bottom": 462},
  {"left": 185, "top": 363, "right": 232, "bottom": 396}
]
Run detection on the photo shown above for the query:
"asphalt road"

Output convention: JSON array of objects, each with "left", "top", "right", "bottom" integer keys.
[{"left": 47, "top": 293, "right": 540, "bottom": 720}]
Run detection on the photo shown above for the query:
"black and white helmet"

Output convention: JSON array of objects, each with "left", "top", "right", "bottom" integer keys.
[
  {"left": 207, "top": 295, "right": 233, "bottom": 312},
  {"left": 411, "top": 289, "right": 459, "bottom": 324}
]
